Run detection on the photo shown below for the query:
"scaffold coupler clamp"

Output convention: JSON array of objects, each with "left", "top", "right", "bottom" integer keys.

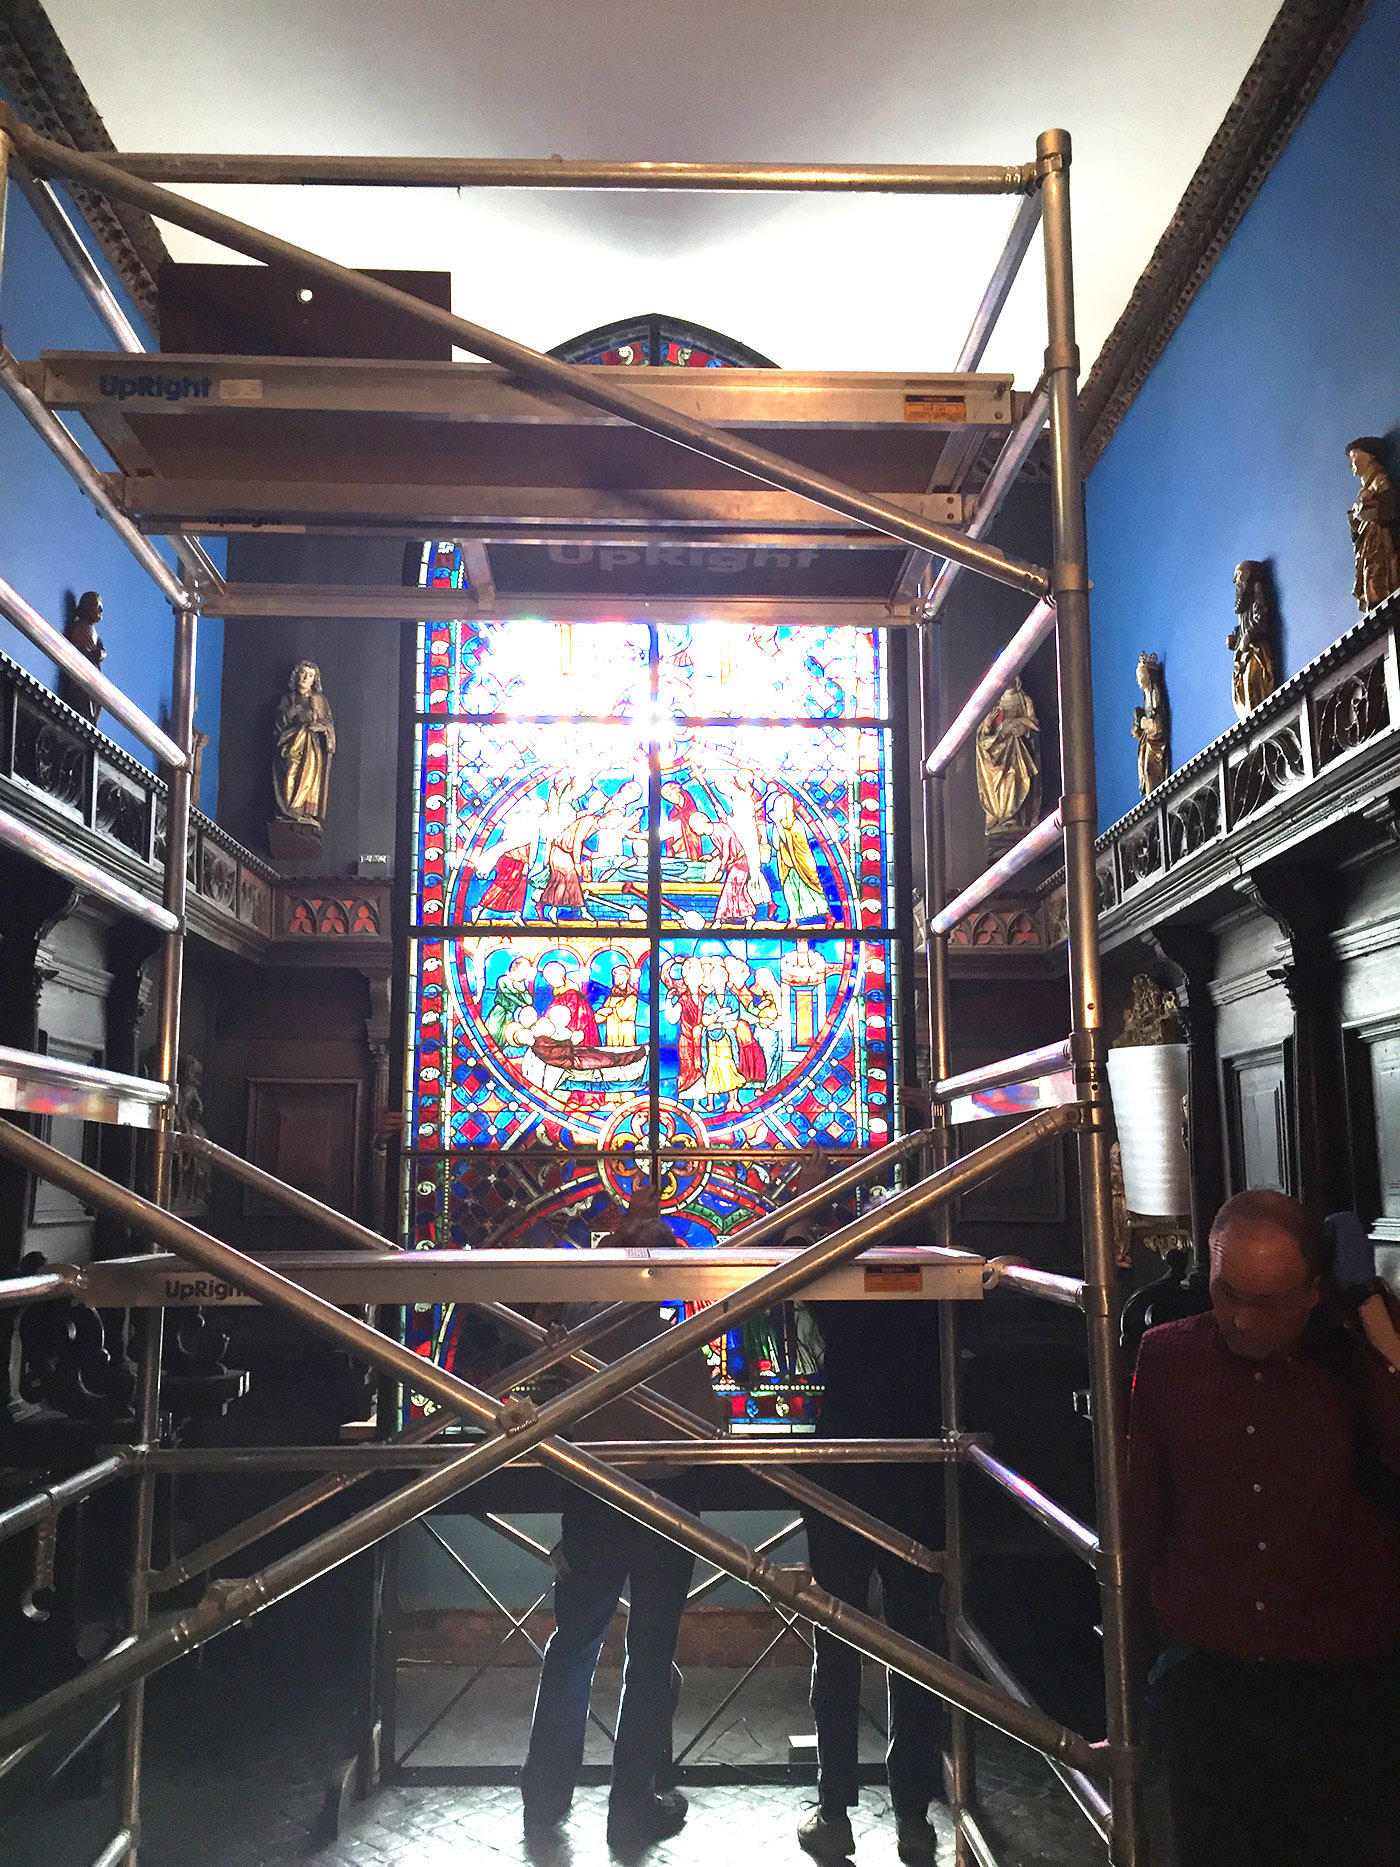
[
  {"left": 20, "top": 1512, "right": 56, "bottom": 1622},
  {"left": 497, "top": 1395, "right": 539, "bottom": 1436}
]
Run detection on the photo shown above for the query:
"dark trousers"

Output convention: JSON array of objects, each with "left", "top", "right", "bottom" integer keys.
[
  {"left": 805, "top": 1474, "right": 945, "bottom": 1817},
  {"left": 1156, "top": 1647, "right": 1400, "bottom": 1867},
  {"left": 521, "top": 1486, "right": 695, "bottom": 1816}
]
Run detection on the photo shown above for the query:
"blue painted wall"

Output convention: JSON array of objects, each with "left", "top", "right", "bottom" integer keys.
[
  {"left": 1086, "top": 0, "right": 1400, "bottom": 829},
  {"left": 0, "top": 136, "right": 222, "bottom": 813}
]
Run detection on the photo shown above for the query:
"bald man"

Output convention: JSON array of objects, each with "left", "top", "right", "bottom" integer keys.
[{"left": 1127, "top": 1190, "right": 1400, "bottom": 1866}]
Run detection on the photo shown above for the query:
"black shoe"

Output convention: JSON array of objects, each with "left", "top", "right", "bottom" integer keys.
[
  {"left": 523, "top": 1798, "right": 569, "bottom": 1837},
  {"left": 607, "top": 1788, "right": 689, "bottom": 1848},
  {"left": 895, "top": 1810, "right": 940, "bottom": 1864},
  {"left": 797, "top": 1804, "right": 855, "bottom": 1862}
]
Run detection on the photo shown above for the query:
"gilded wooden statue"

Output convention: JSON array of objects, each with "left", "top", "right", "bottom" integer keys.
[
  {"left": 1228, "top": 560, "right": 1278, "bottom": 718},
  {"left": 1347, "top": 437, "right": 1400, "bottom": 612},
  {"left": 59, "top": 590, "right": 105, "bottom": 724},
  {"left": 1132, "top": 652, "right": 1169, "bottom": 795},
  {"left": 975, "top": 675, "right": 1040, "bottom": 850},
  {"left": 273, "top": 660, "right": 335, "bottom": 834}
]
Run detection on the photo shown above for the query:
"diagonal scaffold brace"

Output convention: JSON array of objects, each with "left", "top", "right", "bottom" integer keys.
[{"left": 0, "top": 1107, "right": 1101, "bottom": 1778}]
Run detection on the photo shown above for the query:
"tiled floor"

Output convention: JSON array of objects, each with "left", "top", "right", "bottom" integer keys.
[{"left": 1, "top": 1572, "right": 1112, "bottom": 1867}]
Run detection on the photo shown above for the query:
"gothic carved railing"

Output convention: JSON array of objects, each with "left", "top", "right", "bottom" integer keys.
[
  {"left": 0, "top": 649, "right": 394, "bottom": 960},
  {"left": 0, "top": 647, "right": 273, "bottom": 951},
  {"left": 1042, "top": 592, "right": 1400, "bottom": 945}
]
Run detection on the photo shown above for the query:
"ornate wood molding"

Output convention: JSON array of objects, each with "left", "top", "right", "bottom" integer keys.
[
  {"left": 1080, "top": 0, "right": 1369, "bottom": 472},
  {"left": 0, "top": 0, "right": 168, "bottom": 323}
]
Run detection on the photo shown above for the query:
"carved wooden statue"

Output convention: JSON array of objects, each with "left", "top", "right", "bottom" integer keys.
[
  {"left": 273, "top": 660, "right": 335, "bottom": 833},
  {"left": 1347, "top": 437, "right": 1400, "bottom": 612},
  {"left": 1132, "top": 652, "right": 1169, "bottom": 795},
  {"left": 59, "top": 590, "right": 105, "bottom": 724},
  {"left": 974, "top": 675, "right": 1040, "bottom": 850},
  {"left": 1228, "top": 560, "right": 1278, "bottom": 718},
  {"left": 1117, "top": 974, "right": 1185, "bottom": 1047}
]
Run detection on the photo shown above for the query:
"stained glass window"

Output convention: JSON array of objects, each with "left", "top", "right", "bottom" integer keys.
[
  {"left": 549, "top": 313, "right": 776, "bottom": 370},
  {"left": 405, "top": 587, "right": 903, "bottom": 1429}
]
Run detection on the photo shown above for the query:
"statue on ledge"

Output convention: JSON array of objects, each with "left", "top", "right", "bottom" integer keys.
[
  {"left": 1228, "top": 560, "right": 1278, "bottom": 718},
  {"left": 270, "top": 659, "right": 335, "bottom": 860},
  {"left": 59, "top": 590, "right": 105, "bottom": 724},
  {"left": 1347, "top": 436, "right": 1400, "bottom": 613},
  {"left": 1117, "top": 974, "right": 1185, "bottom": 1048},
  {"left": 975, "top": 675, "right": 1041, "bottom": 855},
  {"left": 1132, "top": 652, "right": 1170, "bottom": 796}
]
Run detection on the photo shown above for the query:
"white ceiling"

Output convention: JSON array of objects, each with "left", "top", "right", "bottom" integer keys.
[{"left": 46, "top": 0, "right": 1279, "bottom": 383}]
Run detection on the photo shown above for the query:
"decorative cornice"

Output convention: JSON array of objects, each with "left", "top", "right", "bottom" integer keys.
[
  {"left": 1080, "top": 0, "right": 1369, "bottom": 472},
  {"left": 0, "top": 0, "right": 167, "bottom": 324}
]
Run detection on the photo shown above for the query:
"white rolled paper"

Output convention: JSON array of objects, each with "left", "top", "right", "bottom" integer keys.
[{"left": 1106, "top": 1042, "right": 1192, "bottom": 1219}]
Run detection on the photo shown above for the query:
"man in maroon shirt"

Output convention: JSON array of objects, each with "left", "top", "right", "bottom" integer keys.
[{"left": 1127, "top": 1189, "right": 1400, "bottom": 1866}]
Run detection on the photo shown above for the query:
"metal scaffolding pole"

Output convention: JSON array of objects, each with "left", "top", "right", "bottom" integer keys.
[
  {"left": 91, "top": 152, "right": 1038, "bottom": 194},
  {"left": 1038, "top": 127, "right": 1142, "bottom": 1866},
  {"left": 918, "top": 598, "right": 977, "bottom": 1856},
  {"left": 0, "top": 111, "right": 1048, "bottom": 601},
  {"left": 116, "top": 601, "right": 196, "bottom": 1867},
  {"left": 0, "top": 1113, "right": 1099, "bottom": 1778}
]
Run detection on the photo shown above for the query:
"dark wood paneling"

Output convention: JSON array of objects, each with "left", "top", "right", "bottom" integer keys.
[
  {"left": 1224, "top": 1044, "right": 1289, "bottom": 1195},
  {"left": 245, "top": 1077, "right": 363, "bottom": 1216}
]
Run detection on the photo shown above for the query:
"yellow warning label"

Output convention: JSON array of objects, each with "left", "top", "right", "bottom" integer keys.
[
  {"left": 863, "top": 1266, "right": 924, "bottom": 1293},
  {"left": 904, "top": 395, "right": 965, "bottom": 423}
]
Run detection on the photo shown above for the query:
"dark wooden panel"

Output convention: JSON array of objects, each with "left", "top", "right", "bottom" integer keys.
[
  {"left": 159, "top": 263, "right": 453, "bottom": 360},
  {"left": 245, "top": 1077, "right": 362, "bottom": 1216},
  {"left": 1225, "top": 1045, "right": 1289, "bottom": 1194}
]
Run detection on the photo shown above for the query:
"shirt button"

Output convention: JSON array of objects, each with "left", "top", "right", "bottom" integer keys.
[
  {"left": 1254, "top": 1371, "right": 1263, "bottom": 1382},
  {"left": 1246, "top": 1424, "right": 1256, "bottom": 1435},
  {"left": 1257, "top": 1541, "right": 1267, "bottom": 1552},
  {"left": 1255, "top": 1601, "right": 1265, "bottom": 1612},
  {"left": 1253, "top": 1483, "right": 1262, "bottom": 1493}
]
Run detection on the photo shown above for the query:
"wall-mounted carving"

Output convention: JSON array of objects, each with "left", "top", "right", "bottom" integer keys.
[
  {"left": 1314, "top": 651, "right": 1389, "bottom": 766},
  {"left": 1166, "top": 779, "right": 1222, "bottom": 862},
  {"left": 1347, "top": 437, "right": 1400, "bottom": 613},
  {"left": 95, "top": 762, "right": 149, "bottom": 856},
  {"left": 975, "top": 676, "right": 1040, "bottom": 857},
  {"left": 1132, "top": 652, "right": 1170, "bottom": 795},
  {"left": 946, "top": 906, "right": 1041, "bottom": 948},
  {"left": 1227, "top": 722, "right": 1305, "bottom": 823},
  {"left": 270, "top": 660, "right": 336, "bottom": 861},
  {"left": 276, "top": 883, "right": 389, "bottom": 941},
  {"left": 58, "top": 591, "right": 105, "bottom": 725},
  {"left": 200, "top": 841, "right": 238, "bottom": 914},
  {"left": 14, "top": 707, "right": 87, "bottom": 815},
  {"left": 1120, "top": 816, "right": 1163, "bottom": 890},
  {"left": 1229, "top": 560, "right": 1279, "bottom": 717}
]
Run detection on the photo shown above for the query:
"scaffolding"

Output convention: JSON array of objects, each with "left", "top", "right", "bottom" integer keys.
[{"left": 0, "top": 109, "right": 1140, "bottom": 1866}]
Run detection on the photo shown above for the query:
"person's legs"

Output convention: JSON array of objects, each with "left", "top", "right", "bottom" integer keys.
[
  {"left": 876, "top": 1549, "right": 945, "bottom": 1824},
  {"left": 1157, "top": 1654, "right": 1267, "bottom": 1867},
  {"left": 521, "top": 1493, "right": 627, "bottom": 1821},
  {"left": 608, "top": 1514, "right": 696, "bottom": 1814},
  {"left": 806, "top": 1509, "right": 874, "bottom": 1815}
]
